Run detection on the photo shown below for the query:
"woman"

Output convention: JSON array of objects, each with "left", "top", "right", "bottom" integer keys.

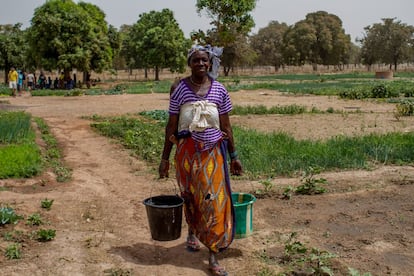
[{"left": 159, "top": 45, "right": 242, "bottom": 276}]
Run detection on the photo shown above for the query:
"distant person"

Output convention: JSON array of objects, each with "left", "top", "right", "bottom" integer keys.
[
  {"left": 47, "top": 76, "right": 52, "bottom": 89},
  {"left": 38, "top": 71, "right": 46, "bottom": 89},
  {"left": 53, "top": 77, "right": 59, "bottom": 89},
  {"left": 8, "top": 67, "right": 18, "bottom": 97},
  {"left": 26, "top": 71, "right": 35, "bottom": 91},
  {"left": 17, "top": 69, "right": 24, "bottom": 96}
]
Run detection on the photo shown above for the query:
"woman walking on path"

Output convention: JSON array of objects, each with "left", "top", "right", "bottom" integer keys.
[{"left": 159, "top": 45, "right": 242, "bottom": 276}]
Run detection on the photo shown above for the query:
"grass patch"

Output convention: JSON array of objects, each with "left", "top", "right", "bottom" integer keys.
[
  {"left": 90, "top": 111, "right": 414, "bottom": 179},
  {"left": 90, "top": 113, "right": 165, "bottom": 164},
  {"left": 0, "top": 111, "right": 42, "bottom": 178},
  {"left": 0, "top": 111, "right": 32, "bottom": 143},
  {"left": 34, "top": 118, "right": 72, "bottom": 182},
  {"left": 235, "top": 127, "right": 414, "bottom": 178},
  {"left": 231, "top": 104, "right": 307, "bottom": 115}
]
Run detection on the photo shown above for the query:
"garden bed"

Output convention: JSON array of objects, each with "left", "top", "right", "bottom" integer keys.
[{"left": 0, "top": 90, "right": 413, "bottom": 275}]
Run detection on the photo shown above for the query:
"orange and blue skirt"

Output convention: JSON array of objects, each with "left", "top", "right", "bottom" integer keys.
[{"left": 175, "top": 136, "right": 234, "bottom": 253}]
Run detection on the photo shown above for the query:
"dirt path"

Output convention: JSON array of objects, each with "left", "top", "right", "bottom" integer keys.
[{"left": 1, "top": 91, "right": 414, "bottom": 275}]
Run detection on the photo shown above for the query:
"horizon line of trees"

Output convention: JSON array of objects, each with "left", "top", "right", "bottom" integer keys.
[{"left": 1, "top": 0, "right": 413, "bottom": 82}]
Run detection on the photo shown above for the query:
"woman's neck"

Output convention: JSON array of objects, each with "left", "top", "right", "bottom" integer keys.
[{"left": 190, "top": 75, "right": 208, "bottom": 86}]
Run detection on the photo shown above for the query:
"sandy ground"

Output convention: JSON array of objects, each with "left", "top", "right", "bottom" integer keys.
[{"left": 0, "top": 90, "right": 413, "bottom": 276}]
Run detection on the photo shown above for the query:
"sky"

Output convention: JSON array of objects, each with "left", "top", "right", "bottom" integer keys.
[{"left": 1, "top": 0, "right": 413, "bottom": 43}]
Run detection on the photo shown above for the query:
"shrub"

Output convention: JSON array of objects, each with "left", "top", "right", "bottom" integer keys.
[{"left": 396, "top": 100, "right": 414, "bottom": 116}]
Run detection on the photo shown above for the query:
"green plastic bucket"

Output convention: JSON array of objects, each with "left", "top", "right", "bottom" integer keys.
[{"left": 232, "top": 192, "right": 256, "bottom": 239}]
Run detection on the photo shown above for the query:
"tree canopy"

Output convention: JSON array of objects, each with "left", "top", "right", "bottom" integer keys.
[
  {"left": 195, "top": 0, "right": 257, "bottom": 76},
  {"left": 359, "top": 18, "right": 414, "bottom": 71},
  {"left": 283, "top": 11, "right": 351, "bottom": 70},
  {"left": 250, "top": 21, "right": 288, "bottom": 71},
  {"left": 0, "top": 24, "right": 26, "bottom": 83},
  {"left": 126, "top": 9, "right": 190, "bottom": 80},
  {"left": 26, "top": 0, "right": 112, "bottom": 76}
]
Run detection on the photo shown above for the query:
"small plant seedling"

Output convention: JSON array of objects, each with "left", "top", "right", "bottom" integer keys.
[
  {"left": 282, "top": 186, "right": 294, "bottom": 200},
  {"left": 3, "top": 230, "right": 25, "bottom": 242},
  {"left": 255, "top": 179, "right": 275, "bottom": 197},
  {"left": 0, "top": 206, "right": 24, "bottom": 225},
  {"left": 295, "top": 166, "right": 327, "bottom": 195},
  {"left": 41, "top": 198, "right": 54, "bottom": 210},
  {"left": 348, "top": 267, "right": 372, "bottom": 276},
  {"left": 36, "top": 229, "right": 56, "bottom": 242},
  {"left": 27, "top": 213, "right": 43, "bottom": 226},
  {"left": 5, "top": 243, "right": 22, "bottom": 259}
]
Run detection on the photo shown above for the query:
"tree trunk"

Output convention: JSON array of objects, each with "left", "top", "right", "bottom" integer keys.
[
  {"left": 155, "top": 66, "right": 159, "bottom": 81},
  {"left": 223, "top": 66, "right": 230, "bottom": 76}
]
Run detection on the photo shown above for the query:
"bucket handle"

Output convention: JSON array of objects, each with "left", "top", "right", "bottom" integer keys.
[{"left": 150, "top": 178, "right": 180, "bottom": 199}]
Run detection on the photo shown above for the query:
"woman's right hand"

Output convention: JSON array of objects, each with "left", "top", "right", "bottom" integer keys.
[{"left": 159, "top": 159, "right": 170, "bottom": 178}]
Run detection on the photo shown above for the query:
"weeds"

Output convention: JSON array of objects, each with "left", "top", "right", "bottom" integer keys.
[
  {"left": 0, "top": 206, "right": 24, "bottom": 225},
  {"left": 295, "top": 167, "right": 327, "bottom": 195},
  {"left": 254, "top": 179, "right": 275, "bottom": 197},
  {"left": 41, "top": 198, "right": 54, "bottom": 210},
  {"left": 280, "top": 232, "right": 336, "bottom": 275},
  {"left": 27, "top": 213, "right": 43, "bottom": 226},
  {"left": 5, "top": 243, "right": 22, "bottom": 259},
  {"left": 34, "top": 117, "right": 72, "bottom": 182},
  {"left": 35, "top": 229, "right": 56, "bottom": 242}
]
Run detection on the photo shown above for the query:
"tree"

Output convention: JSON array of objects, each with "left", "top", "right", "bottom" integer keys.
[
  {"left": 283, "top": 11, "right": 351, "bottom": 71},
  {"left": 127, "top": 9, "right": 190, "bottom": 81},
  {"left": 360, "top": 18, "right": 414, "bottom": 71},
  {"left": 0, "top": 24, "right": 26, "bottom": 83},
  {"left": 195, "top": 0, "right": 257, "bottom": 76},
  {"left": 26, "top": 0, "right": 112, "bottom": 82},
  {"left": 250, "top": 21, "right": 288, "bottom": 72}
]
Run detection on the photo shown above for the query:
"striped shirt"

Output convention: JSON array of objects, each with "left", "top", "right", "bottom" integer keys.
[{"left": 170, "top": 78, "right": 232, "bottom": 151}]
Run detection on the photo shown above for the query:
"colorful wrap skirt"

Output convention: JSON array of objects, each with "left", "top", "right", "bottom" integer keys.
[{"left": 175, "top": 136, "right": 235, "bottom": 253}]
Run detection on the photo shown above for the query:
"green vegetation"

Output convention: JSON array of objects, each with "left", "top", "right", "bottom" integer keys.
[
  {"left": 232, "top": 104, "right": 307, "bottom": 115},
  {"left": 40, "top": 198, "right": 54, "bottom": 210},
  {"left": 256, "top": 232, "right": 340, "bottom": 275},
  {"left": 90, "top": 111, "right": 414, "bottom": 179},
  {"left": 34, "top": 118, "right": 72, "bottom": 182},
  {"left": 1, "top": 200, "right": 56, "bottom": 260},
  {"left": 235, "top": 127, "right": 414, "bottom": 178},
  {"left": 5, "top": 243, "right": 22, "bottom": 260},
  {"left": 0, "top": 111, "right": 43, "bottom": 178},
  {"left": 0, "top": 206, "right": 24, "bottom": 225},
  {"left": 26, "top": 213, "right": 43, "bottom": 226},
  {"left": 0, "top": 111, "right": 32, "bottom": 143},
  {"left": 35, "top": 229, "right": 56, "bottom": 242},
  {"left": 90, "top": 113, "right": 165, "bottom": 164}
]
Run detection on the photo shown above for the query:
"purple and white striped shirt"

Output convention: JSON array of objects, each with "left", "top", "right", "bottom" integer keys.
[{"left": 169, "top": 78, "right": 232, "bottom": 151}]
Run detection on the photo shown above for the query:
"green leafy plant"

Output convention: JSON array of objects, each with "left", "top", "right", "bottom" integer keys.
[
  {"left": 5, "top": 243, "right": 22, "bottom": 259},
  {"left": 295, "top": 167, "right": 327, "bottom": 195},
  {"left": 255, "top": 179, "right": 275, "bottom": 197},
  {"left": 395, "top": 99, "right": 414, "bottom": 117},
  {"left": 36, "top": 229, "right": 56, "bottom": 242},
  {"left": 348, "top": 267, "right": 372, "bottom": 276},
  {"left": 27, "top": 213, "right": 43, "bottom": 226},
  {"left": 3, "top": 230, "right": 25, "bottom": 242},
  {"left": 41, "top": 198, "right": 54, "bottom": 210},
  {"left": 282, "top": 186, "right": 294, "bottom": 200},
  {"left": 0, "top": 206, "right": 24, "bottom": 225},
  {"left": 280, "top": 232, "right": 336, "bottom": 275}
]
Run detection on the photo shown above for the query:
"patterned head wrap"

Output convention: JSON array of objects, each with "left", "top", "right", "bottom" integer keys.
[{"left": 187, "top": 45, "right": 223, "bottom": 79}]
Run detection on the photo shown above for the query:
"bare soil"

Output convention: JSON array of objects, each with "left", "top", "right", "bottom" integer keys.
[{"left": 1, "top": 90, "right": 414, "bottom": 276}]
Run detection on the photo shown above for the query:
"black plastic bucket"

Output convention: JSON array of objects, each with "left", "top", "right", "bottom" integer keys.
[{"left": 143, "top": 195, "right": 184, "bottom": 241}]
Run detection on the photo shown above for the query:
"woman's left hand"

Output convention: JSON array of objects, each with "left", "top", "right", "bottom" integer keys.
[{"left": 230, "top": 159, "right": 242, "bottom": 176}]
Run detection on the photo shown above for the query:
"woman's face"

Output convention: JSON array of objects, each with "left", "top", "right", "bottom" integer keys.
[{"left": 189, "top": 51, "right": 210, "bottom": 77}]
